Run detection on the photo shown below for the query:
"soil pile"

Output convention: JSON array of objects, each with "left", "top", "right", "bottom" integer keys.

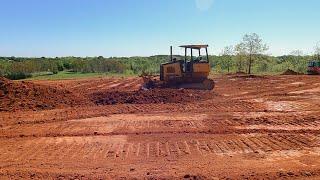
[
  {"left": 231, "top": 74, "right": 266, "bottom": 79},
  {"left": 227, "top": 72, "right": 247, "bottom": 76},
  {"left": 0, "top": 77, "right": 91, "bottom": 111},
  {"left": 91, "top": 89, "right": 216, "bottom": 105},
  {"left": 282, "top": 69, "right": 303, "bottom": 75}
]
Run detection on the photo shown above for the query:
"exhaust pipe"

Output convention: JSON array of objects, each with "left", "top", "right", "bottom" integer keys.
[{"left": 170, "top": 46, "right": 173, "bottom": 62}]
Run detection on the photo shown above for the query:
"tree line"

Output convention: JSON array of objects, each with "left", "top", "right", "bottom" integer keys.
[
  {"left": 0, "top": 33, "right": 319, "bottom": 80},
  {"left": 219, "top": 33, "right": 320, "bottom": 74},
  {"left": 0, "top": 56, "right": 169, "bottom": 79}
]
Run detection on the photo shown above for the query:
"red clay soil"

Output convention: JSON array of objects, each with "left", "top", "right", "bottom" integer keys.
[
  {"left": 1, "top": 76, "right": 320, "bottom": 179},
  {"left": 0, "top": 77, "right": 91, "bottom": 112},
  {"left": 0, "top": 77, "right": 216, "bottom": 111},
  {"left": 91, "top": 89, "right": 217, "bottom": 105}
]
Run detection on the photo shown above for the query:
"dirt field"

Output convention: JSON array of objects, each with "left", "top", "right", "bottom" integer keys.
[{"left": 1, "top": 74, "right": 320, "bottom": 179}]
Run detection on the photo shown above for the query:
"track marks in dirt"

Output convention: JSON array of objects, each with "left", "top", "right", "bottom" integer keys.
[
  {"left": 2, "top": 111, "right": 320, "bottom": 138},
  {"left": 1, "top": 134, "right": 318, "bottom": 163},
  {"left": 0, "top": 116, "right": 207, "bottom": 138},
  {"left": 232, "top": 112, "right": 320, "bottom": 124},
  {"left": 56, "top": 78, "right": 142, "bottom": 94},
  {"left": 236, "top": 120, "right": 320, "bottom": 131},
  {"left": 0, "top": 99, "right": 264, "bottom": 127}
]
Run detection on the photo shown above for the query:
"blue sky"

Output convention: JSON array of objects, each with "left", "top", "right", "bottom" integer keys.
[{"left": 0, "top": 0, "right": 319, "bottom": 57}]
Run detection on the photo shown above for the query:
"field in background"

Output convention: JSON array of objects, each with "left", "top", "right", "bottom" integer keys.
[
  {"left": 27, "top": 71, "right": 282, "bottom": 81},
  {"left": 28, "top": 71, "right": 134, "bottom": 80},
  {"left": 0, "top": 54, "right": 316, "bottom": 80}
]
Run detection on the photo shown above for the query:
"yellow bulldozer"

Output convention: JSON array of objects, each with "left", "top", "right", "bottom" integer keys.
[{"left": 142, "top": 45, "right": 215, "bottom": 90}]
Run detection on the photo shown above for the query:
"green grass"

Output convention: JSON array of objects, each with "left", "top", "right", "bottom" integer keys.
[
  {"left": 25, "top": 70, "right": 285, "bottom": 81},
  {"left": 211, "top": 70, "right": 283, "bottom": 76},
  {"left": 28, "top": 71, "right": 136, "bottom": 80}
]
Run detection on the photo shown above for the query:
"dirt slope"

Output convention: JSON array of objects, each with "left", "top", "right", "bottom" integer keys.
[{"left": 0, "top": 77, "right": 92, "bottom": 111}]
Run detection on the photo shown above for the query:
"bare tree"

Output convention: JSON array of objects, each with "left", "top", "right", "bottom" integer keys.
[
  {"left": 290, "top": 50, "right": 303, "bottom": 65},
  {"left": 315, "top": 42, "right": 320, "bottom": 61},
  {"left": 241, "top": 33, "right": 268, "bottom": 74},
  {"left": 290, "top": 50, "right": 303, "bottom": 57},
  {"left": 289, "top": 50, "right": 304, "bottom": 72},
  {"left": 234, "top": 43, "right": 247, "bottom": 73},
  {"left": 221, "top": 46, "right": 234, "bottom": 73}
]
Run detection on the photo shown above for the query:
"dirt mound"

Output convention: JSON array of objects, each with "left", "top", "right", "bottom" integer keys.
[
  {"left": 230, "top": 74, "right": 266, "bottom": 79},
  {"left": 91, "top": 89, "right": 217, "bottom": 105},
  {"left": 282, "top": 69, "right": 303, "bottom": 75},
  {"left": 227, "top": 72, "right": 247, "bottom": 75},
  {"left": 0, "top": 77, "right": 91, "bottom": 111}
]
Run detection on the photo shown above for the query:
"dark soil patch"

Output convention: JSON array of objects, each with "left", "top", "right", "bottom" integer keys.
[
  {"left": 91, "top": 89, "right": 217, "bottom": 105},
  {"left": 282, "top": 69, "right": 304, "bottom": 75},
  {"left": 229, "top": 74, "right": 266, "bottom": 79},
  {"left": 226, "top": 72, "right": 247, "bottom": 76}
]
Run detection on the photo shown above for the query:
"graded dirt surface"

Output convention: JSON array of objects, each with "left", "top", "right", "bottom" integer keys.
[{"left": 0, "top": 74, "right": 320, "bottom": 179}]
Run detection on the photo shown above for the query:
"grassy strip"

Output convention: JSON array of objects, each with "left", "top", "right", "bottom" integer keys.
[{"left": 27, "top": 71, "right": 136, "bottom": 80}]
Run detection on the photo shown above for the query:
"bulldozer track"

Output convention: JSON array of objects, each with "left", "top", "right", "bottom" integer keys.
[
  {"left": 1, "top": 112, "right": 320, "bottom": 138},
  {"left": 232, "top": 117, "right": 320, "bottom": 131},
  {"left": 0, "top": 100, "right": 265, "bottom": 127},
  {"left": 0, "top": 134, "right": 318, "bottom": 163}
]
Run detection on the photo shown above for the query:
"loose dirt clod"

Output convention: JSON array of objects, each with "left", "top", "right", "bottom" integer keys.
[
  {"left": 0, "top": 77, "right": 91, "bottom": 111},
  {"left": 91, "top": 89, "right": 216, "bottom": 105}
]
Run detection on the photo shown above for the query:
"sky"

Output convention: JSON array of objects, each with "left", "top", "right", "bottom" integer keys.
[{"left": 0, "top": 0, "right": 320, "bottom": 57}]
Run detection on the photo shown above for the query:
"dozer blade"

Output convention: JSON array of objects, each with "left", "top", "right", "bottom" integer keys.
[
  {"left": 177, "top": 79, "right": 215, "bottom": 90},
  {"left": 141, "top": 75, "right": 163, "bottom": 90},
  {"left": 141, "top": 75, "right": 215, "bottom": 90}
]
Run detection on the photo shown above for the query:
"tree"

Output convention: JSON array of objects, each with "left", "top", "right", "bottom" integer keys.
[
  {"left": 221, "top": 46, "right": 234, "bottom": 73},
  {"left": 290, "top": 50, "right": 303, "bottom": 56},
  {"left": 315, "top": 42, "right": 320, "bottom": 61},
  {"left": 289, "top": 50, "right": 308, "bottom": 73},
  {"left": 234, "top": 43, "right": 247, "bottom": 73},
  {"left": 241, "top": 33, "right": 268, "bottom": 74},
  {"left": 290, "top": 50, "right": 303, "bottom": 68},
  {"left": 0, "top": 63, "right": 6, "bottom": 77}
]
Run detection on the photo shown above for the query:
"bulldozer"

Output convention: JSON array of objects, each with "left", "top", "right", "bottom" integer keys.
[
  {"left": 307, "top": 60, "right": 320, "bottom": 75},
  {"left": 142, "top": 45, "right": 215, "bottom": 90}
]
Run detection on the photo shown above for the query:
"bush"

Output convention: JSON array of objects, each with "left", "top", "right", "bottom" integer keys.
[
  {"left": 5, "top": 72, "right": 32, "bottom": 80},
  {"left": 0, "top": 55, "right": 314, "bottom": 77},
  {"left": 0, "top": 64, "right": 6, "bottom": 77},
  {"left": 57, "top": 64, "right": 64, "bottom": 71},
  {"left": 124, "top": 69, "right": 135, "bottom": 75}
]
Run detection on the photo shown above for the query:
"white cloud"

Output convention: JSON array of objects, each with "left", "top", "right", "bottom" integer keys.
[{"left": 195, "top": 0, "right": 214, "bottom": 11}]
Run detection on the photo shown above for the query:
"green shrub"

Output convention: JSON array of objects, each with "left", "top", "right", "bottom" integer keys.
[
  {"left": 57, "top": 64, "right": 64, "bottom": 71},
  {"left": 5, "top": 72, "right": 32, "bottom": 80}
]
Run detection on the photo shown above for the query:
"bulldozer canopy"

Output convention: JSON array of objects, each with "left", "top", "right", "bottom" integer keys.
[{"left": 179, "top": 45, "right": 208, "bottom": 49}]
